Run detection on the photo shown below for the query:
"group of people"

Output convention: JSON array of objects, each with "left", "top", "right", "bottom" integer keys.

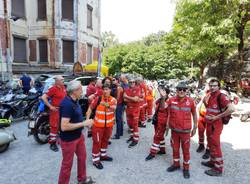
[{"left": 40, "top": 74, "right": 234, "bottom": 184}]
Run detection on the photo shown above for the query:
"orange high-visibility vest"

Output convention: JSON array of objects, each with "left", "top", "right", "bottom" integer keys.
[
  {"left": 199, "top": 103, "right": 206, "bottom": 117},
  {"left": 94, "top": 96, "right": 116, "bottom": 128},
  {"left": 146, "top": 86, "right": 154, "bottom": 101}
]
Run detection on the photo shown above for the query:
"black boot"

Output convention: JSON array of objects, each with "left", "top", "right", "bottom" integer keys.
[
  {"left": 201, "top": 161, "right": 214, "bottom": 168},
  {"left": 183, "top": 170, "right": 190, "bottom": 179},
  {"left": 50, "top": 143, "right": 59, "bottom": 152},
  {"left": 126, "top": 137, "right": 133, "bottom": 143},
  {"left": 196, "top": 144, "right": 205, "bottom": 153},
  {"left": 157, "top": 150, "right": 166, "bottom": 155},
  {"left": 167, "top": 165, "right": 180, "bottom": 172},
  {"left": 93, "top": 162, "right": 103, "bottom": 170},
  {"left": 202, "top": 149, "right": 210, "bottom": 159},
  {"left": 128, "top": 141, "right": 138, "bottom": 148},
  {"left": 145, "top": 154, "right": 155, "bottom": 161},
  {"left": 100, "top": 156, "right": 113, "bottom": 162},
  {"left": 204, "top": 169, "right": 222, "bottom": 177}
]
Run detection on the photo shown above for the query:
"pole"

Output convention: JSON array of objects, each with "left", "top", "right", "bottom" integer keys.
[
  {"left": 97, "top": 47, "right": 102, "bottom": 77},
  {"left": 0, "top": 47, "right": 4, "bottom": 81},
  {"left": 4, "top": 0, "right": 12, "bottom": 80}
]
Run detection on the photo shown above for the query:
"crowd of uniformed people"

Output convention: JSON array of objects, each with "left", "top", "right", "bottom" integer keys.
[{"left": 41, "top": 74, "right": 234, "bottom": 184}]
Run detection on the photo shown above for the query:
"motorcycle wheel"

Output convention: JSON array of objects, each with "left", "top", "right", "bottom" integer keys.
[
  {"left": 28, "top": 104, "right": 38, "bottom": 120},
  {"left": 0, "top": 143, "right": 10, "bottom": 153},
  {"left": 240, "top": 114, "right": 249, "bottom": 122},
  {"left": 33, "top": 113, "right": 50, "bottom": 144}
]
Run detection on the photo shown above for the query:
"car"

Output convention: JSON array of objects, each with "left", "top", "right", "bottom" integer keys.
[{"left": 43, "top": 75, "right": 97, "bottom": 97}]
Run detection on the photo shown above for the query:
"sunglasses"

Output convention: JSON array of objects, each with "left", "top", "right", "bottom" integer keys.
[
  {"left": 129, "top": 81, "right": 135, "bottom": 84},
  {"left": 177, "top": 88, "right": 187, "bottom": 92},
  {"left": 209, "top": 85, "right": 218, "bottom": 87}
]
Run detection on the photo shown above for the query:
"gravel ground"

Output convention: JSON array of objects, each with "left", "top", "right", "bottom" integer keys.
[{"left": 0, "top": 104, "right": 250, "bottom": 184}]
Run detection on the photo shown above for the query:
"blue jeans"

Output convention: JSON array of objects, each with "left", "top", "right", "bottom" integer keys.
[{"left": 115, "top": 104, "right": 124, "bottom": 137}]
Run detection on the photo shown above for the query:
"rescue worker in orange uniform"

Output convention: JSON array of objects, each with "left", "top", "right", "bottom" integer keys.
[
  {"left": 124, "top": 77, "right": 143, "bottom": 148},
  {"left": 196, "top": 88, "right": 211, "bottom": 159},
  {"left": 86, "top": 84, "right": 117, "bottom": 170},
  {"left": 145, "top": 84, "right": 170, "bottom": 161},
  {"left": 201, "top": 78, "right": 234, "bottom": 177},
  {"left": 41, "top": 75, "right": 66, "bottom": 152},
  {"left": 146, "top": 82, "right": 154, "bottom": 122},
  {"left": 166, "top": 82, "right": 197, "bottom": 179}
]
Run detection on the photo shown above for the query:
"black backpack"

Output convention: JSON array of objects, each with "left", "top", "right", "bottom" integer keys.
[{"left": 217, "top": 93, "right": 232, "bottom": 125}]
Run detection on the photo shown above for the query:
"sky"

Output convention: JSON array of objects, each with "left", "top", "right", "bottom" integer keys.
[{"left": 101, "top": 0, "right": 176, "bottom": 43}]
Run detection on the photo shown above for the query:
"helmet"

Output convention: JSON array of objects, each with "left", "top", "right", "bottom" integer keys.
[
  {"left": 176, "top": 82, "right": 188, "bottom": 89},
  {"left": 157, "top": 79, "right": 166, "bottom": 86}
]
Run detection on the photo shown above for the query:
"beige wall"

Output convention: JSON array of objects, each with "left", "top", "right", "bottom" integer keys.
[{"left": 0, "top": 0, "right": 101, "bottom": 74}]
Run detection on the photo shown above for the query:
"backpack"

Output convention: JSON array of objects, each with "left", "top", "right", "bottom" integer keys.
[
  {"left": 90, "top": 96, "right": 102, "bottom": 119},
  {"left": 152, "top": 100, "right": 161, "bottom": 126},
  {"left": 217, "top": 93, "right": 232, "bottom": 125}
]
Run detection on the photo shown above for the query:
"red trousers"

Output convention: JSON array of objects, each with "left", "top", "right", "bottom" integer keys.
[
  {"left": 198, "top": 116, "right": 209, "bottom": 149},
  {"left": 171, "top": 130, "right": 190, "bottom": 170},
  {"left": 206, "top": 121, "right": 224, "bottom": 172},
  {"left": 126, "top": 107, "right": 140, "bottom": 142},
  {"left": 49, "top": 110, "right": 60, "bottom": 144},
  {"left": 139, "top": 106, "right": 146, "bottom": 125},
  {"left": 58, "top": 135, "right": 87, "bottom": 184},
  {"left": 92, "top": 126, "right": 113, "bottom": 163},
  {"left": 150, "top": 121, "right": 166, "bottom": 155},
  {"left": 146, "top": 99, "right": 153, "bottom": 119}
]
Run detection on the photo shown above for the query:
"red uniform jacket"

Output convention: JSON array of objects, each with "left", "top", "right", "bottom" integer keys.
[{"left": 167, "top": 96, "right": 196, "bottom": 131}]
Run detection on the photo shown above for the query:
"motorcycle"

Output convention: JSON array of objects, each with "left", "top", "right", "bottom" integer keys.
[
  {"left": 0, "top": 93, "right": 40, "bottom": 120},
  {"left": 0, "top": 119, "right": 16, "bottom": 153},
  {"left": 240, "top": 110, "right": 250, "bottom": 122},
  {"left": 28, "top": 109, "right": 50, "bottom": 144}
]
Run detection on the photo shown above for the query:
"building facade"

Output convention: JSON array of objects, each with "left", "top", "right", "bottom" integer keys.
[{"left": 0, "top": 0, "right": 101, "bottom": 80}]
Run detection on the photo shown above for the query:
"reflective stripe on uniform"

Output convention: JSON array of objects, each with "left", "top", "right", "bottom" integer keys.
[
  {"left": 183, "top": 160, "right": 190, "bottom": 164},
  {"left": 214, "top": 157, "right": 223, "bottom": 161},
  {"left": 92, "top": 153, "right": 100, "bottom": 156},
  {"left": 96, "top": 111, "right": 114, "bottom": 115},
  {"left": 214, "top": 163, "right": 223, "bottom": 168},
  {"left": 171, "top": 106, "right": 191, "bottom": 111},
  {"left": 151, "top": 146, "right": 160, "bottom": 151},
  {"left": 94, "top": 118, "right": 115, "bottom": 123},
  {"left": 92, "top": 157, "right": 100, "bottom": 162},
  {"left": 206, "top": 108, "right": 220, "bottom": 113}
]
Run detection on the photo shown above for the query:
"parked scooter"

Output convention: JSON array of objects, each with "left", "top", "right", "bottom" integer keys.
[
  {"left": 240, "top": 110, "right": 250, "bottom": 122},
  {"left": 28, "top": 100, "right": 50, "bottom": 144},
  {"left": 0, "top": 119, "right": 16, "bottom": 153}
]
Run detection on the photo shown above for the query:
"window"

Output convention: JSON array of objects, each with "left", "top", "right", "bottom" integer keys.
[
  {"left": 62, "top": 0, "right": 74, "bottom": 21},
  {"left": 11, "top": 0, "right": 25, "bottom": 18},
  {"left": 87, "top": 44, "right": 92, "bottom": 64},
  {"left": 14, "top": 37, "right": 27, "bottom": 63},
  {"left": 87, "top": 4, "right": 93, "bottom": 29},
  {"left": 37, "top": 0, "right": 47, "bottom": 20},
  {"left": 39, "top": 40, "right": 48, "bottom": 63},
  {"left": 63, "top": 40, "right": 74, "bottom": 63}
]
